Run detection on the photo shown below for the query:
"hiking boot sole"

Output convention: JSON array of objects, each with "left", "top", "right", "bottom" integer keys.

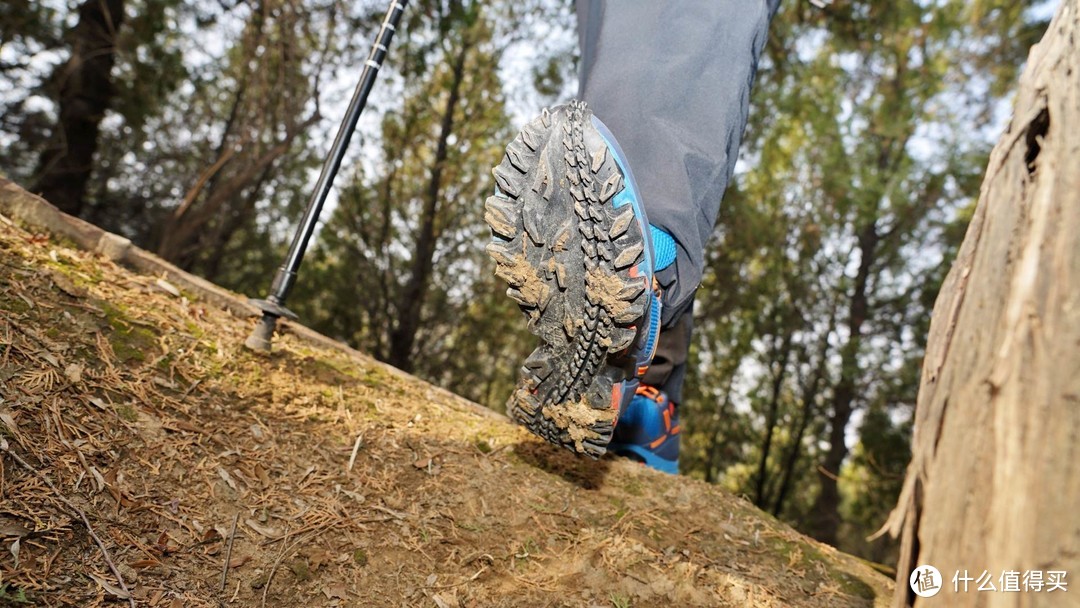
[{"left": 484, "top": 101, "right": 651, "bottom": 457}]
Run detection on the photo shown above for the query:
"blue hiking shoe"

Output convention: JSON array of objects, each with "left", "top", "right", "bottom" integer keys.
[
  {"left": 609, "top": 385, "right": 680, "bottom": 474},
  {"left": 485, "top": 101, "right": 668, "bottom": 458}
]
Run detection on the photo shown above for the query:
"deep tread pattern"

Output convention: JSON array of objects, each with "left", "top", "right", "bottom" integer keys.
[{"left": 484, "top": 101, "right": 650, "bottom": 457}]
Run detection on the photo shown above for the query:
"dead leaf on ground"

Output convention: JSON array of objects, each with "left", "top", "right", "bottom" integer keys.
[
  {"left": 217, "top": 466, "right": 239, "bottom": 492},
  {"left": 63, "top": 362, "right": 83, "bottom": 383},
  {"left": 0, "top": 519, "right": 31, "bottom": 539},
  {"left": 88, "top": 465, "right": 106, "bottom": 492},
  {"left": 254, "top": 463, "right": 271, "bottom": 488},
  {"left": 245, "top": 518, "right": 280, "bottom": 538},
  {"left": 50, "top": 272, "right": 87, "bottom": 298},
  {"left": 88, "top": 572, "right": 131, "bottom": 600},
  {"left": 306, "top": 547, "right": 333, "bottom": 571},
  {"left": 0, "top": 410, "right": 20, "bottom": 440},
  {"left": 155, "top": 278, "right": 181, "bottom": 297},
  {"left": 433, "top": 590, "right": 460, "bottom": 608},
  {"left": 413, "top": 456, "right": 442, "bottom": 475},
  {"left": 322, "top": 583, "right": 349, "bottom": 600},
  {"left": 9, "top": 538, "right": 20, "bottom": 567},
  {"left": 153, "top": 530, "right": 173, "bottom": 555}
]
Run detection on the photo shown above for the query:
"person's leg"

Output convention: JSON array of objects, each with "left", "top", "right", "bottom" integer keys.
[
  {"left": 608, "top": 304, "right": 693, "bottom": 473},
  {"left": 485, "top": 1, "right": 778, "bottom": 460},
  {"left": 641, "top": 303, "right": 694, "bottom": 403},
  {"left": 575, "top": 1, "right": 779, "bottom": 472},
  {"left": 576, "top": 0, "right": 780, "bottom": 324}
]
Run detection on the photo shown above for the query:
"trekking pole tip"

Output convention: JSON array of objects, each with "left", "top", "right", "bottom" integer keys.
[{"left": 244, "top": 313, "right": 278, "bottom": 353}]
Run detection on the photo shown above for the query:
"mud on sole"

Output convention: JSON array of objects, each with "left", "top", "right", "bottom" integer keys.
[{"left": 484, "top": 101, "right": 649, "bottom": 458}]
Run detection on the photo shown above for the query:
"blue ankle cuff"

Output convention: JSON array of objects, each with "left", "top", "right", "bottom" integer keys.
[{"left": 650, "top": 226, "right": 676, "bottom": 271}]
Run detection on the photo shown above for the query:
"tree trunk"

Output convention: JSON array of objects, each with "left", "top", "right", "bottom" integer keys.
[
  {"left": 386, "top": 44, "right": 469, "bottom": 372},
  {"left": 31, "top": 0, "right": 125, "bottom": 216},
  {"left": 772, "top": 318, "right": 832, "bottom": 517},
  {"left": 199, "top": 162, "right": 274, "bottom": 281},
  {"left": 883, "top": 3, "right": 1080, "bottom": 606},
  {"left": 703, "top": 369, "right": 740, "bottom": 483},
  {"left": 156, "top": 135, "right": 297, "bottom": 268},
  {"left": 754, "top": 331, "right": 792, "bottom": 508},
  {"left": 809, "top": 220, "right": 878, "bottom": 545}
]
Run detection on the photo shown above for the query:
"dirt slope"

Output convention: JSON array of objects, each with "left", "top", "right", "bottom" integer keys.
[{"left": 0, "top": 183, "right": 893, "bottom": 607}]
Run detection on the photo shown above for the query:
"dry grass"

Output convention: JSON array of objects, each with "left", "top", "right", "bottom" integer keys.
[{"left": 0, "top": 211, "right": 893, "bottom": 607}]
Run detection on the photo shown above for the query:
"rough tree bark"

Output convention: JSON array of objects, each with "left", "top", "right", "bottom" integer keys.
[
  {"left": 882, "top": 3, "right": 1080, "bottom": 606},
  {"left": 31, "top": 0, "right": 125, "bottom": 216}
]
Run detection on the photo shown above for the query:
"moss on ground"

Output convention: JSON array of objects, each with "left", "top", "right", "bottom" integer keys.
[
  {"left": 99, "top": 301, "right": 157, "bottom": 364},
  {"left": 0, "top": 291, "right": 31, "bottom": 315},
  {"left": 116, "top": 403, "right": 139, "bottom": 423}
]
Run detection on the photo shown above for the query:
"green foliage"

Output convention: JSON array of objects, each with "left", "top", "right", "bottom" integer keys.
[
  {"left": 0, "top": 582, "right": 32, "bottom": 604},
  {"left": 100, "top": 301, "right": 158, "bottom": 364},
  {"left": 110, "top": 0, "right": 189, "bottom": 133},
  {"left": 0, "top": 1, "right": 66, "bottom": 178}
]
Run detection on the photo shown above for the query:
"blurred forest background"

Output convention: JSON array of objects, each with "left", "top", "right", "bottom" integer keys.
[{"left": 0, "top": 0, "right": 1052, "bottom": 563}]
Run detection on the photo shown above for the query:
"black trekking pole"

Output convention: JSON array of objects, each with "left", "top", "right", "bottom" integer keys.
[{"left": 245, "top": 0, "right": 408, "bottom": 352}]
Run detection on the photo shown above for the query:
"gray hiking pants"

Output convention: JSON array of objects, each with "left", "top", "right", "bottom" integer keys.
[{"left": 576, "top": 0, "right": 780, "bottom": 401}]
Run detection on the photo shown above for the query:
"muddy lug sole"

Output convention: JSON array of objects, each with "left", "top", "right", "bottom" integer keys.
[{"left": 485, "top": 101, "right": 651, "bottom": 458}]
